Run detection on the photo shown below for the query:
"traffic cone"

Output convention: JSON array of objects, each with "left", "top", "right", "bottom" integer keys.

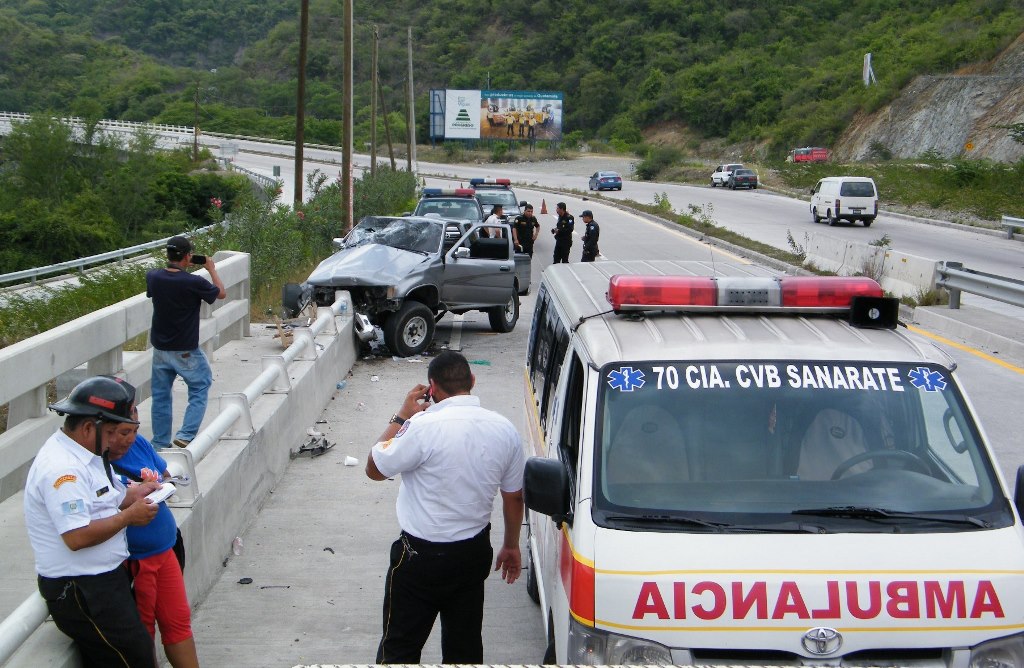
[{"left": 540, "top": 199, "right": 548, "bottom": 214}]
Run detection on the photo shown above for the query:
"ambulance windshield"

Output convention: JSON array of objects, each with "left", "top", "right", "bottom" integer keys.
[{"left": 595, "top": 361, "right": 1010, "bottom": 532}]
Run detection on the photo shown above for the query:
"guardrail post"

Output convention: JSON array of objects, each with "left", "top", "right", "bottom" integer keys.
[
  {"left": 218, "top": 393, "right": 254, "bottom": 439},
  {"left": 261, "top": 356, "right": 292, "bottom": 393},
  {"left": 292, "top": 329, "right": 318, "bottom": 361},
  {"left": 942, "top": 261, "right": 962, "bottom": 309}
]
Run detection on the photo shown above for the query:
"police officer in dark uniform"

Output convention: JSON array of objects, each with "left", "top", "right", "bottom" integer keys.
[
  {"left": 580, "top": 210, "right": 600, "bottom": 262},
  {"left": 511, "top": 203, "right": 540, "bottom": 256},
  {"left": 550, "top": 202, "right": 574, "bottom": 264}
]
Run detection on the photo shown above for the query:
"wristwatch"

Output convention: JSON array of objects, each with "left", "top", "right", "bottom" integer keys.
[{"left": 389, "top": 413, "right": 406, "bottom": 426}]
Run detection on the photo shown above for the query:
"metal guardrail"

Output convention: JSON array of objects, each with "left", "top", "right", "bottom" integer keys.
[
  {"left": 0, "top": 224, "right": 219, "bottom": 287},
  {"left": 936, "top": 261, "right": 1024, "bottom": 309},
  {"left": 1001, "top": 215, "right": 1023, "bottom": 239}
]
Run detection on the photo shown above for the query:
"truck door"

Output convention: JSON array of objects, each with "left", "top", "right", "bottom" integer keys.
[{"left": 441, "top": 225, "right": 515, "bottom": 307}]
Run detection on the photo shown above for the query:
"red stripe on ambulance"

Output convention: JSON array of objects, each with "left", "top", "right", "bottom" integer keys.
[
  {"left": 559, "top": 531, "right": 595, "bottom": 624},
  {"left": 632, "top": 580, "right": 1004, "bottom": 621}
]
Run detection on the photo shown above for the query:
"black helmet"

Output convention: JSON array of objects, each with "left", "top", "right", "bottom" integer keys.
[{"left": 49, "top": 376, "right": 139, "bottom": 424}]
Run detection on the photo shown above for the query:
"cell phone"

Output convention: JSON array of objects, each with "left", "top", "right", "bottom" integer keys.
[
  {"left": 190, "top": 254, "right": 207, "bottom": 265},
  {"left": 423, "top": 387, "right": 433, "bottom": 403}
]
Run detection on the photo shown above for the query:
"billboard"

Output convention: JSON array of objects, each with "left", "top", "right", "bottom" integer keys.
[
  {"left": 481, "top": 90, "right": 563, "bottom": 141},
  {"left": 444, "top": 90, "right": 482, "bottom": 139},
  {"left": 437, "top": 89, "right": 563, "bottom": 141}
]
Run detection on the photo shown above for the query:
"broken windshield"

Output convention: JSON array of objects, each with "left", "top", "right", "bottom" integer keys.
[{"left": 342, "top": 217, "right": 444, "bottom": 254}]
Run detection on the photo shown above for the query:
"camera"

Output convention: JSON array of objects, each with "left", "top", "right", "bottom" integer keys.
[{"left": 190, "top": 254, "right": 207, "bottom": 265}]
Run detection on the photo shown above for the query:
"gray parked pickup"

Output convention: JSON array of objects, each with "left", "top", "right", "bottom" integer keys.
[{"left": 283, "top": 215, "right": 530, "bottom": 357}]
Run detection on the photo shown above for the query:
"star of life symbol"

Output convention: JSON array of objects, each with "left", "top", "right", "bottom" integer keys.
[
  {"left": 907, "top": 366, "right": 947, "bottom": 392},
  {"left": 607, "top": 366, "right": 645, "bottom": 392}
]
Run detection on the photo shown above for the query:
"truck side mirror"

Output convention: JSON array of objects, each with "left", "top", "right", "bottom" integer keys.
[
  {"left": 524, "top": 457, "right": 572, "bottom": 526},
  {"left": 454, "top": 247, "right": 471, "bottom": 259}
]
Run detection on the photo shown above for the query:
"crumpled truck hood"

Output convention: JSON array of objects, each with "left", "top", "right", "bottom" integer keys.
[{"left": 304, "top": 243, "right": 432, "bottom": 287}]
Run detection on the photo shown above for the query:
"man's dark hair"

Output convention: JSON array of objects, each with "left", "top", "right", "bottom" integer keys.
[
  {"left": 557, "top": 202, "right": 567, "bottom": 211},
  {"left": 428, "top": 351, "right": 473, "bottom": 395}
]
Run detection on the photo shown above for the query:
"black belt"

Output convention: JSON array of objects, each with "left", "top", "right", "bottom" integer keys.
[{"left": 401, "top": 524, "right": 490, "bottom": 552}]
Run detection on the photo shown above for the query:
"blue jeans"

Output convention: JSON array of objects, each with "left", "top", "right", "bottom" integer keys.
[{"left": 151, "top": 348, "right": 212, "bottom": 448}]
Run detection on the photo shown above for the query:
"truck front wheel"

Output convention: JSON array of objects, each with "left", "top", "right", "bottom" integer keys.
[
  {"left": 488, "top": 292, "right": 519, "bottom": 333},
  {"left": 383, "top": 302, "right": 435, "bottom": 357}
]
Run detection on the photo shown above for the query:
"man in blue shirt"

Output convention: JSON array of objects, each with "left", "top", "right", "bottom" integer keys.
[{"left": 146, "top": 236, "right": 226, "bottom": 449}]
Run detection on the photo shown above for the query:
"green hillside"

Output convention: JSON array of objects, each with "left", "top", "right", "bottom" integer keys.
[{"left": 0, "top": 0, "right": 1022, "bottom": 155}]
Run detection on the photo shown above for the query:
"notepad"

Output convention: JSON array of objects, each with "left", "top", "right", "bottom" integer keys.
[{"left": 145, "top": 482, "right": 176, "bottom": 504}]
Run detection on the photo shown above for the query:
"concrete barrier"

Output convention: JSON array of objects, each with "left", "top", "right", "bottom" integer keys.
[{"left": 803, "top": 232, "right": 939, "bottom": 297}]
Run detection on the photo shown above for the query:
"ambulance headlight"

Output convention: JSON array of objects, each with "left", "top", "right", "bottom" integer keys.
[
  {"left": 567, "top": 618, "right": 672, "bottom": 665},
  {"left": 970, "top": 632, "right": 1024, "bottom": 668}
]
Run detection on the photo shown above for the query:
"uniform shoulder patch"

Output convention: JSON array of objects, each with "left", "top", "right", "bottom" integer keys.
[{"left": 53, "top": 474, "right": 77, "bottom": 489}]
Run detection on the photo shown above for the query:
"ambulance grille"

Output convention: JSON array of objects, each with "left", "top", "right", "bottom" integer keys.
[{"left": 690, "top": 645, "right": 944, "bottom": 665}]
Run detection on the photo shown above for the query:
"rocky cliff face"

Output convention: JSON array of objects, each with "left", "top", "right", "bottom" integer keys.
[{"left": 834, "top": 33, "right": 1024, "bottom": 163}]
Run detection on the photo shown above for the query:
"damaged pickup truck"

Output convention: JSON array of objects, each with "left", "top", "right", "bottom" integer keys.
[{"left": 283, "top": 215, "right": 530, "bottom": 357}]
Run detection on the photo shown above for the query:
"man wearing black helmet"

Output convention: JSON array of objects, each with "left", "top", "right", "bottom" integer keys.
[
  {"left": 147, "top": 235, "right": 226, "bottom": 449},
  {"left": 24, "top": 375, "right": 162, "bottom": 668}
]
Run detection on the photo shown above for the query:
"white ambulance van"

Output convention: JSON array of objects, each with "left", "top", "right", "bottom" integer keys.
[
  {"left": 523, "top": 260, "right": 1024, "bottom": 666},
  {"left": 810, "top": 176, "right": 879, "bottom": 227}
]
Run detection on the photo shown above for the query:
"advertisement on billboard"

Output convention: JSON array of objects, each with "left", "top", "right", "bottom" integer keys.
[
  {"left": 444, "top": 89, "right": 482, "bottom": 139},
  {"left": 480, "top": 90, "right": 563, "bottom": 141}
]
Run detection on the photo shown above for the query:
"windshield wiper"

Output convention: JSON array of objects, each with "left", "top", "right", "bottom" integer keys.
[
  {"left": 393, "top": 246, "right": 429, "bottom": 255},
  {"left": 606, "top": 514, "right": 821, "bottom": 533},
  {"left": 791, "top": 506, "right": 991, "bottom": 528}
]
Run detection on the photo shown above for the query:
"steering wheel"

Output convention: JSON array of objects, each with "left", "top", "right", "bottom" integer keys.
[{"left": 831, "top": 450, "right": 929, "bottom": 480}]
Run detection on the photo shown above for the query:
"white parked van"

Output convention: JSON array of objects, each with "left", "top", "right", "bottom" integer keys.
[
  {"left": 810, "top": 176, "right": 878, "bottom": 226},
  {"left": 523, "top": 261, "right": 1024, "bottom": 666}
]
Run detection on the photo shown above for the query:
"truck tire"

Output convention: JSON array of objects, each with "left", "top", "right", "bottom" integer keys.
[
  {"left": 811, "top": 207, "right": 821, "bottom": 224},
  {"left": 383, "top": 301, "right": 435, "bottom": 357},
  {"left": 827, "top": 210, "right": 838, "bottom": 226},
  {"left": 863, "top": 217, "right": 874, "bottom": 227},
  {"left": 526, "top": 522, "right": 540, "bottom": 604},
  {"left": 488, "top": 292, "right": 519, "bottom": 333},
  {"left": 281, "top": 283, "right": 304, "bottom": 317}
]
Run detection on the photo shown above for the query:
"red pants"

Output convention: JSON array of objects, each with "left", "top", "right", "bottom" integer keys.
[{"left": 128, "top": 549, "right": 193, "bottom": 645}]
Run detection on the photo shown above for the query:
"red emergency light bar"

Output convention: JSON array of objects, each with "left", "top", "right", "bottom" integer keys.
[
  {"left": 421, "top": 188, "right": 476, "bottom": 197},
  {"left": 606, "top": 275, "right": 883, "bottom": 312},
  {"left": 469, "top": 178, "right": 511, "bottom": 186}
]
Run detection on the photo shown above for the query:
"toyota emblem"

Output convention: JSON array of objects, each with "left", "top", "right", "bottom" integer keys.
[{"left": 802, "top": 627, "right": 843, "bottom": 655}]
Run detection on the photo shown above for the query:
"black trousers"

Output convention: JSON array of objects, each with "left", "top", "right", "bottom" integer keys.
[
  {"left": 376, "top": 526, "right": 493, "bottom": 664},
  {"left": 581, "top": 247, "right": 598, "bottom": 262},
  {"left": 552, "top": 243, "right": 571, "bottom": 264},
  {"left": 38, "top": 568, "right": 156, "bottom": 668}
]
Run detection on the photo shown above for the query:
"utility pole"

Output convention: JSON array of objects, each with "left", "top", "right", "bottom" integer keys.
[
  {"left": 379, "top": 87, "right": 397, "bottom": 170},
  {"left": 294, "top": 0, "right": 310, "bottom": 206},
  {"left": 406, "top": 26, "right": 416, "bottom": 173},
  {"left": 193, "top": 82, "right": 200, "bottom": 163},
  {"left": 341, "top": 0, "right": 354, "bottom": 233},
  {"left": 370, "top": 26, "right": 378, "bottom": 177}
]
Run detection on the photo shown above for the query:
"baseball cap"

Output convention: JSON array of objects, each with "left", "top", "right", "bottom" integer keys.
[
  {"left": 167, "top": 235, "right": 193, "bottom": 255},
  {"left": 581, "top": 210, "right": 594, "bottom": 217}
]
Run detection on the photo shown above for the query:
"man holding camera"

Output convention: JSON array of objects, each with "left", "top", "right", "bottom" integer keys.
[
  {"left": 365, "top": 351, "right": 525, "bottom": 664},
  {"left": 146, "top": 236, "right": 226, "bottom": 449}
]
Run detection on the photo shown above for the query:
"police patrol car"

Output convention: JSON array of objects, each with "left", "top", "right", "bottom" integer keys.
[
  {"left": 523, "top": 260, "right": 1024, "bottom": 666},
  {"left": 470, "top": 177, "right": 522, "bottom": 219}
]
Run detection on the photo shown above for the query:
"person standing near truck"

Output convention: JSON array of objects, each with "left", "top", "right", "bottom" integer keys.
[
  {"left": 579, "top": 210, "right": 600, "bottom": 262},
  {"left": 550, "top": 202, "right": 574, "bottom": 264},
  {"left": 512, "top": 204, "right": 540, "bottom": 256}
]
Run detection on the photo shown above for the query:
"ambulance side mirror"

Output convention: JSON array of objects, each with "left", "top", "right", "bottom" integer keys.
[
  {"left": 1014, "top": 465, "right": 1024, "bottom": 520},
  {"left": 524, "top": 457, "right": 572, "bottom": 527}
]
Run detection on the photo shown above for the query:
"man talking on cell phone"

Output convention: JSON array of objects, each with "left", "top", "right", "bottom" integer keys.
[
  {"left": 145, "top": 236, "right": 226, "bottom": 450},
  {"left": 365, "top": 351, "right": 525, "bottom": 664}
]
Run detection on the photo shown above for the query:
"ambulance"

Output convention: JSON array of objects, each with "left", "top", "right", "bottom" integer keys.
[{"left": 522, "top": 260, "right": 1024, "bottom": 667}]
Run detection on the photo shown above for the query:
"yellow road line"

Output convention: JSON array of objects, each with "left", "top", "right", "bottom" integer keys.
[{"left": 906, "top": 324, "right": 1024, "bottom": 376}]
